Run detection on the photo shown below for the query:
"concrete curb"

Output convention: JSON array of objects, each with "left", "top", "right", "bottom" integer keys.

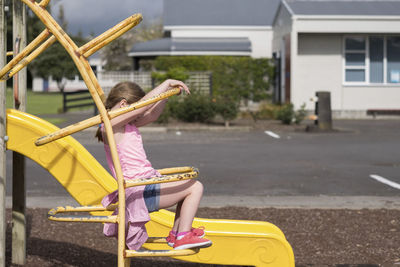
[{"left": 7, "top": 195, "right": 400, "bottom": 210}]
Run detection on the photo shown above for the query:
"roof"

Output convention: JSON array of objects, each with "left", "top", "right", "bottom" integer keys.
[
  {"left": 285, "top": 0, "right": 400, "bottom": 16},
  {"left": 164, "top": 0, "right": 281, "bottom": 27},
  {"left": 128, "top": 37, "right": 252, "bottom": 57}
]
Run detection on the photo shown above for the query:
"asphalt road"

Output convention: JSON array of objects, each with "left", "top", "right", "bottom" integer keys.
[{"left": 5, "top": 119, "right": 400, "bottom": 202}]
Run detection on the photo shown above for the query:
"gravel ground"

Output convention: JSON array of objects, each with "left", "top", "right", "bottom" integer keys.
[{"left": 5, "top": 207, "right": 400, "bottom": 267}]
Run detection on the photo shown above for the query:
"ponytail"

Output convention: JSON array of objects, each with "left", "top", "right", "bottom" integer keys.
[
  {"left": 95, "top": 125, "right": 103, "bottom": 142},
  {"left": 94, "top": 81, "right": 145, "bottom": 143}
]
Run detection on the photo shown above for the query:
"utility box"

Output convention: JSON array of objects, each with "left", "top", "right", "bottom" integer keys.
[{"left": 315, "top": 91, "right": 332, "bottom": 131}]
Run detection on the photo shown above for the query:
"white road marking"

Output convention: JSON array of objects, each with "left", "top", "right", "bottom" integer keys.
[
  {"left": 264, "top": 131, "right": 280, "bottom": 139},
  {"left": 369, "top": 174, "right": 400, "bottom": 190}
]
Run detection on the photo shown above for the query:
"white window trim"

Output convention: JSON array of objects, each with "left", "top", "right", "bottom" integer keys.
[
  {"left": 343, "top": 35, "right": 367, "bottom": 85},
  {"left": 343, "top": 35, "right": 400, "bottom": 86}
]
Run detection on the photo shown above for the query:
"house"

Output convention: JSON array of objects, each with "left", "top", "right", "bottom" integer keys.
[
  {"left": 129, "top": 0, "right": 281, "bottom": 69},
  {"left": 130, "top": 0, "right": 400, "bottom": 118},
  {"left": 33, "top": 52, "right": 108, "bottom": 92},
  {"left": 272, "top": 0, "right": 400, "bottom": 117}
]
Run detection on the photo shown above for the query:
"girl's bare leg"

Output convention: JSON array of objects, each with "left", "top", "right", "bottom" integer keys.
[{"left": 158, "top": 180, "right": 203, "bottom": 233}]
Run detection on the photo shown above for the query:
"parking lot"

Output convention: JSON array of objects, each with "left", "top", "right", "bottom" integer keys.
[{"left": 5, "top": 118, "right": 400, "bottom": 209}]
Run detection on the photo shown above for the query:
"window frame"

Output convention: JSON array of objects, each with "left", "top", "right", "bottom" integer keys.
[{"left": 343, "top": 35, "right": 400, "bottom": 86}]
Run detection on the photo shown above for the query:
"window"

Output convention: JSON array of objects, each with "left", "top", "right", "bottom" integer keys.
[
  {"left": 344, "top": 37, "right": 366, "bottom": 82},
  {"left": 344, "top": 36, "right": 400, "bottom": 84}
]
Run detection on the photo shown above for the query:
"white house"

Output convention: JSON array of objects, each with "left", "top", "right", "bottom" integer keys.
[
  {"left": 128, "top": 0, "right": 281, "bottom": 69},
  {"left": 272, "top": 0, "right": 400, "bottom": 117},
  {"left": 33, "top": 52, "right": 109, "bottom": 92}
]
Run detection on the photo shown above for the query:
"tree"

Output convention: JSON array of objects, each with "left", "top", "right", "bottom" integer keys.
[
  {"left": 29, "top": 4, "right": 87, "bottom": 92},
  {"left": 101, "top": 18, "right": 163, "bottom": 71}
]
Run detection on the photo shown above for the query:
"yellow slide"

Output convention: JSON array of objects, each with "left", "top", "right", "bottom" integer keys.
[{"left": 6, "top": 109, "right": 294, "bottom": 267}]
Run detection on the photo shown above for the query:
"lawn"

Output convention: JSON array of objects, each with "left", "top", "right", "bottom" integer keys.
[
  {"left": 6, "top": 88, "right": 97, "bottom": 125},
  {"left": 6, "top": 88, "right": 63, "bottom": 115}
]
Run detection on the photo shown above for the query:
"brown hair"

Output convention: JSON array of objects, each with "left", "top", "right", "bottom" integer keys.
[{"left": 95, "top": 81, "right": 146, "bottom": 142}]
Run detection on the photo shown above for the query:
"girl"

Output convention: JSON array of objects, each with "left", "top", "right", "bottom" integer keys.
[{"left": 96, "top": 80, "right": 212, "bottom": 251}]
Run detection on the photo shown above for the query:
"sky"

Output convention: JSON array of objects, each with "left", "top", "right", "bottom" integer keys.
[{"left": 53, "top": 0, "right": 163, "bottom": 36}]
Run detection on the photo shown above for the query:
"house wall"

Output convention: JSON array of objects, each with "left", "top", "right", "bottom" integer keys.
[
  {"left": 272, "top": 3, "right": 293, "bottom": 53},
  {"left": 294, "top": 33, "right": 400, "bottom": 117},
  {"left": 168, "top": 26, "right": 273, "bottom": 58},
  {"left": 294, "top": 34, "right": 343, "bottom": 110}
]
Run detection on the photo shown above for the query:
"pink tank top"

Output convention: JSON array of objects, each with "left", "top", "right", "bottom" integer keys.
[{"left": 104, "top": 123, "right": 158, "bottom": 180}]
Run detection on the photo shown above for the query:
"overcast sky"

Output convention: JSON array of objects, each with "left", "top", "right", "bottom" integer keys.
[{"left": 53, "top": 0, "right": 163, "bottom": 36}]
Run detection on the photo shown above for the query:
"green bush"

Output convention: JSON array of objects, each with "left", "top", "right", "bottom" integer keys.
[
  {"left": 257, "top": 103, "right": 281, "bottom": 120},
  {"left": 275, "top": 103, "right": 295, "bottom": 125},
  {"left": 214, "top": 96, "right": 239, "bottom": 126},
  {"left": 175, "top": 93, "right": 216, "bottom": 123},
  {"left": 275, "top": 103, "right": 307, "bottom": 125},
  {"left": 154, "top": 56, "right": 274, "bottom": 103},
  {"left": 156, "top": 97, "right": 180, "bottom": 124},
  {"left": 294, "top": 103, "right": 307, "bottom": 125},
  {"left": 152, "top": 67, "right": 190, "bottom": 84}
]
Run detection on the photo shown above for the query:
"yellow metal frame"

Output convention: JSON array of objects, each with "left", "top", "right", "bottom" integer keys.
[
  {"left": 1, "top": 1, "right": 295, "bottom": 266},
  {"left": 0, "top": 1, "right": 199, "bottom": 266}
]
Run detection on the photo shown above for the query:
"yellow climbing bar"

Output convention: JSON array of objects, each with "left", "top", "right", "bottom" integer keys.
[
  {"left": 6, "top": 35, "right": 57, "bottom": 80},
  {"left": 125, "top": 248, "right": 199, "bottom": 258},
  {"left": 34, "top": 87, "right": 181, "bottom": 146},
  {"left": 78, "top": 13, "right": 142, "bottom": 58},
  {"left": 48, "top": 206, "right": 118, "bottom": 223},
  {"left": 125, "top": 167, "right": 199, "bottom": 188},
  {"left": 0, "top": 29, "right": 52, "bottom": 80}
]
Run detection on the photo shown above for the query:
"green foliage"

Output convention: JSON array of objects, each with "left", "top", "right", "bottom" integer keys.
[
  {"left": 175, "top": 93, "right": 216, "bottom": 123},
  {"left": 156, "top": 96, "right": 180, "bottom": 124},
  {"left": 152, "top": 67, "right": 190, "bottom": 84},
  {"left": 213, "top": 96, "right": 239, "bottom": 125},
  {"left": 30, "top": 41, "right": 78, "bottom": 92},
  {"left": 275, "top": 103, "right": 307, "bottom": 125},
  {"left": 102, "top": 38, "right": 132, "bottom": 71},
  {"left": 154, "top": 56, "right": 274, "bottom": 103},
  {"left": 103, "top": 19, "right": 163, "bottom": 71},
  {"left": 275, "top": 103, "right": 295, "bottom": 124},
  {"left": 26, "top": 4, "right": 88, "bottom": 92},
  {"left": 294, "top": 103, "right": 307, "bottom": 125}
]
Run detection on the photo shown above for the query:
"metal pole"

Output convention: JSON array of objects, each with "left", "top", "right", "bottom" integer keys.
[
  {"left": 0, "top": 1, "right": 7, "bottom": 266},
  {"left": 12, "top": 0, "right": 27, "bottom": 264}
]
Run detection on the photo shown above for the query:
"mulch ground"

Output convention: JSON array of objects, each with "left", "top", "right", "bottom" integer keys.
[{"left": 5, "top": 207, "right": 400, "bottom": 267}]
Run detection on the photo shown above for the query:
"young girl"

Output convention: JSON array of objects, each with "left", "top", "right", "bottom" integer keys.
[{"left": 96, "top": 80, "right": 212, "bottom": 251}]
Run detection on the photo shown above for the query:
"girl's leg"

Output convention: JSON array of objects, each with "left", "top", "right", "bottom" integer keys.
[
  {"left": 171, "top": 200, "right": 183, "bottom": 232},
  {"left": 158, "top": 179, "right": 203, "bottom": 233}
]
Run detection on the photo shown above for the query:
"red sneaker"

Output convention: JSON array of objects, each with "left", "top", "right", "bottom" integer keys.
[
  {"left": 166, "top": 227, "right": 206, "bottom": 247},
  {"left": 191, "top": 226, "right": 205, "bottom": 238},
  {"left": 173, "top": 232, "right": 212, "bottom": 250},
  {"left": 166, "top": 231, "right": 176, "bottom": 247}
]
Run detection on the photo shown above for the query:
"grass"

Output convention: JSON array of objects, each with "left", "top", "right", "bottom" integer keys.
[
  {"left": 5, "top": 88, "right": 94, "bottom": 126},
  {"left": 6, "top": 88, "right": 63, "bottom": 115}
]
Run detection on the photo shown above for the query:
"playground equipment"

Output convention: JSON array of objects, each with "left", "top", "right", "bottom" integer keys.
[{"left": 1, "top": 1, "right": 295, "bottom": 266}]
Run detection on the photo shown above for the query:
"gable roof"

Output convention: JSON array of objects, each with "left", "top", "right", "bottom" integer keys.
[
  {"left": 285, "top": 0, "right": 400, "bottom": 16},
  {"left": 164, "top": 0, "right": 281, "bottom": 27}
]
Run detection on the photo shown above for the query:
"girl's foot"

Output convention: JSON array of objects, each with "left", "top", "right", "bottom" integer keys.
[
  {"left": 173, "top": 232, "right": 212, "bottom": 250},
  {"left": 166, "top": 227, "right": 205, "bottom": 247}
]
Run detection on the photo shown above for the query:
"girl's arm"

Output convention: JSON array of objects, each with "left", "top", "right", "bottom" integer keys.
[{"left": 110, "top": 79, "right": 190, "bottom": 128}]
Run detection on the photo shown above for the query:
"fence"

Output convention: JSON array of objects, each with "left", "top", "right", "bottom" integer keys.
[
  {"left": 63, "top": 90, "right": 97, "bottom": 115},
  {"left": 99, "top": 71, "right": 212, "bottom": 95},
  {"left": 34, "top": 71, "right": 212, "bottom": 96}
]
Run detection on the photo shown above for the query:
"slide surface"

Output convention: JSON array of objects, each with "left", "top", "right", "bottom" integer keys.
[{"left": 6, "top": 109, "right": 294, "bottom": 267}]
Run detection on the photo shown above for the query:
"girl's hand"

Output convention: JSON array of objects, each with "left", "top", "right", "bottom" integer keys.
[{"left": 166, "top": 79, "right": 190, "bottom": 95}]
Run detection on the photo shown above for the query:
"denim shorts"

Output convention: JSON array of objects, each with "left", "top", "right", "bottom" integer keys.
[{"left": 143, "top": 183, "right": 160, "bottom": 212}]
